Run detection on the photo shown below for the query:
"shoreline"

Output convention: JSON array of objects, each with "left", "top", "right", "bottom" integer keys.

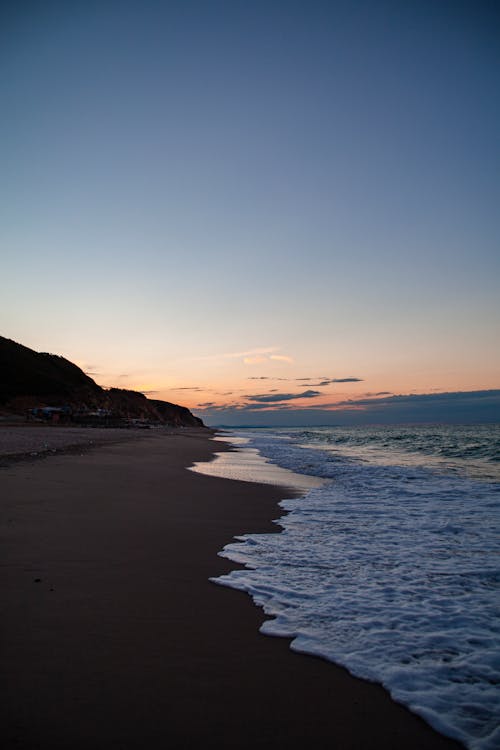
[{"left": 0, "top": 427, "right": 463, "bottom": 748}]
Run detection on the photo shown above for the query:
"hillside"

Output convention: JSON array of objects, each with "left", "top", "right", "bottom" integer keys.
[{"left": 0, "top": 336, "right": 204, "bottom": 428}]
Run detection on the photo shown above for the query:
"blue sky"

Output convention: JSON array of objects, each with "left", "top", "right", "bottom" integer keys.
[{"left": 1, "top": 1, "right": 499, "bottom": 425}]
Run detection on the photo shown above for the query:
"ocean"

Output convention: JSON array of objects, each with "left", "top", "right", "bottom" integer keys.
[{"left": 191, "top": 424, "right": 500, "bottom": 750}]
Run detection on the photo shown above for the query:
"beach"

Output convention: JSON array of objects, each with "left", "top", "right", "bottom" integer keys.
[{"left": 0, "top": 427, "right": 462, "bottom": 749}]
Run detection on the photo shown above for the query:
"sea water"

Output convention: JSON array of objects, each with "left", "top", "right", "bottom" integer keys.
[{"left": 199, "top": 425, "right": 500, "bottom": 750}]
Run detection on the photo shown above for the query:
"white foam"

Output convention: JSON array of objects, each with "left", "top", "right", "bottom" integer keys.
[
  {"left": 209, "top": 428, "right": 500, "bottom": 750},
  {"left": 189, "top": 436, "right": 325, "bottom": 493}
]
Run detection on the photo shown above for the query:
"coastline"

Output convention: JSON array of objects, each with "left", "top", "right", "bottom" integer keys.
[{"left": 0, "top": 427, "right": 463, "bottom": 749}]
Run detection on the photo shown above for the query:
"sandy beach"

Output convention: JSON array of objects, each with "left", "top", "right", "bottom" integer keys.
[{"left": 1, "top": 427, "right": 463, "bottom": 749}]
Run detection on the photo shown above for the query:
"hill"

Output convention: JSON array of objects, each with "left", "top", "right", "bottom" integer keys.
[{"left": 0, "top": 336, "right": 204, "bottom": 428}]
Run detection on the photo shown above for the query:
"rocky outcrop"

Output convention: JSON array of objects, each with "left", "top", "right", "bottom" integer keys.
[
  {"left": 99, "top": 389, "right": 204, "bottom": 428},
  {"left": 0, "top": 336, "right": 204, "bottom": 428},
  {"left": 150, "top": 399, "right": 203, "bottom": 428}
]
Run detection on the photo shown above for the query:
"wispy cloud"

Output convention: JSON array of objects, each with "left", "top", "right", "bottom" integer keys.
[
  {"left": 332, "top": 377, "right": 364, "bottom": 383},
  {"left": 243, "top": 355, "right": 268, "bottom": 365},
  {"left": 309, "top": 377, "right": 364, "bottom": 386},
  {"left": 226, "top": 347, "right": 277, "bottom": 359},
  {"left": 247, "top": 376, "right": 289, "bottom": 381},
  {"left": 189, "top": 347, "right": 293, "bottom": 367},
  {"left": 245, "top": 389, "right": 321, "bottom": 403},
  {"left": 83, "top": 363, "right": 101, "bottom": 377},
  {"left": 170, "top": 386, "right": 203, "bottom": 391},
  {"left": 239, "top": 402, "right": 294, "bottom": 411},
  {"left": 295, "top": 376, "right": 364, "bottom": 386},
  {"left": 195, "top": 401, "right": 248, "bottom": 412},
  {"left": 191, "top": 347, "right": 276, "bottom": 363},
  {"left": 243, "top": 351, "right": 294, "bottom": 366}
]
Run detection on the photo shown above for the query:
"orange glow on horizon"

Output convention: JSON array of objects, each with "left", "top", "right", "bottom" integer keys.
[{"left": 73, "top": 350, "right": 500, "bottom": 419}]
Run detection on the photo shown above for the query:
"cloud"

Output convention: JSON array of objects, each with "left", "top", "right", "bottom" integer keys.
[
  {"left": 295, "top": 376, "right": 364, "bottom": 386},
  {"left": 83, "top": 364, "right": 102, "bottom": 377},
  {"left": 140, "top": 390, "right": 159, "bottom": 396},
  {"left": 243, "top": 355, "right": 268, "bottom": 365},
  {"left": 226, "top": 347, "right": 277, "bottom": 359},
  {"left": 170, "top": 386, "right": 203, "bottom": 391},
  {"left": 245, "top": 389, "right": 321, "bottom": 403},
  {"left": 332, "top": 377, "right": 364, "bottom": 383},
  {"left": 333, "top": 390, "right": 500, "bottom": 411},
  {"left": 191, "top": 346, "right": 293, "bottom": 367},
  {"left": 239, "top": 402, "right": 294, "bottom": 411},
  {"left": 243, "top": 352, "right": 294, "bottom": 366},
  {"left": 255, "top": 375, "right": 363, "bottom": 386},
  {"left": 195, "top": 390, "right": 500, "bottom": 427},
  {"left": 195, "top": 403, "right": 226, "bottom": 412},
  {"left": 197, "top": 346, "right": 291, "bottom": 365},
  {"left": 188, "top": 347, "right": 276, "bottom": 364},
  {"left": 247, "top": 376, "right": 289, "bottom": 381},
  {"left": 313, "top": 377, "right": 364, "bottom": 386}
]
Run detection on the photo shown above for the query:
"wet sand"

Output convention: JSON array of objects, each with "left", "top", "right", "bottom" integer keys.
[{"left": 0, "top": 428, "right": 463, "bottom": 749}]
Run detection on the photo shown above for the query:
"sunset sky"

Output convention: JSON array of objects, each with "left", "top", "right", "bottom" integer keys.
[{"left": 1, "top": 1, "right": 499, "bottom": 425}]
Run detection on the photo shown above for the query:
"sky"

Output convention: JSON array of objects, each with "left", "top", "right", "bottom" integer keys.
[{"left": 1, "top": 0, "right": 499, "bottom": 426}]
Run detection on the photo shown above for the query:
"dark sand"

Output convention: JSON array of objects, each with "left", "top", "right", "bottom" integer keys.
[{"left": 1, "top": 428, "right": 463, "bottom": 749}]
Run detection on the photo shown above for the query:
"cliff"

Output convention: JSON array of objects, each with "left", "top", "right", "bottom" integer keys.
[{"left": 0, "top": 336, "right": 204, "bottom": 428}]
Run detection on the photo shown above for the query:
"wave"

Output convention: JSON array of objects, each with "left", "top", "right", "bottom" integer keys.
[{"left": 210, "top": 426, "right": 500, "bottom": 750}]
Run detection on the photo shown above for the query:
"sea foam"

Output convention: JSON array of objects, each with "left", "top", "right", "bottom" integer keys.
[{"left": 204, "top": 426, "right": 500, "bottom": 750}]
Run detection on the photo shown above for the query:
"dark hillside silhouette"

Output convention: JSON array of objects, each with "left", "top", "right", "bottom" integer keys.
[{"left": 0, "top": 336, "right": 204, "bottom": 427}]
